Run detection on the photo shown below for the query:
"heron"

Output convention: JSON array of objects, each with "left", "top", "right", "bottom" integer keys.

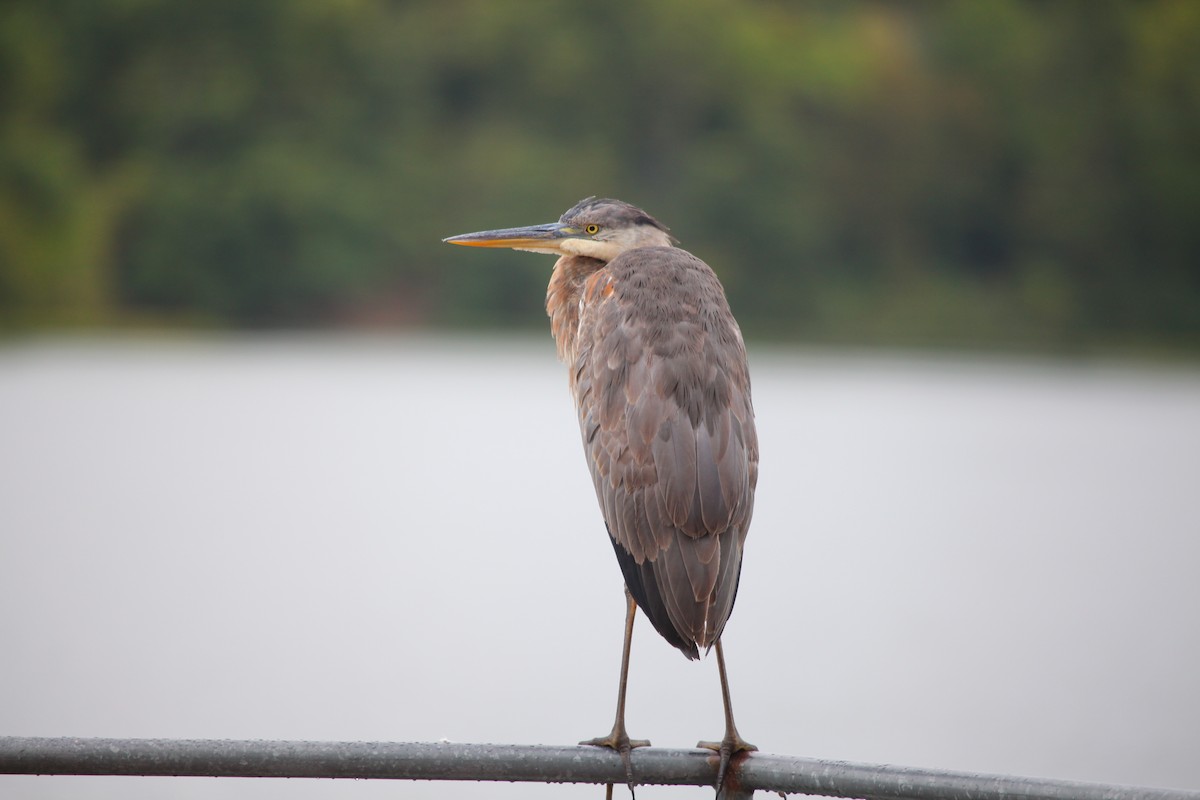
[{"left": 444, "top": 197, "right": 758, "bottom": 794}]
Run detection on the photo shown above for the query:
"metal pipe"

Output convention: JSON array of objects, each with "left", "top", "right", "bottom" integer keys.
[
  {"left": 1, "top": 737, "right": 1196, "bottom": 800},
  {"left": 0, "top": 738, "right": 702, "bottom": 785}
]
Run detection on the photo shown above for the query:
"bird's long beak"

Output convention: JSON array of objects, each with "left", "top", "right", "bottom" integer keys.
[{"left": 443, "top": 222, "right": 575, "bottom": 255}]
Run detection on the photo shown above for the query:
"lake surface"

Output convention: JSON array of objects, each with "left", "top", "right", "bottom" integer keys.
[{"left": 2, "top": 335, "right": 1198, "bottom": 799}]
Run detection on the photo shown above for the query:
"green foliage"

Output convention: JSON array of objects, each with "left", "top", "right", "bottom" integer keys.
[{"left": 1, "top": 0, "right": 1198, "bottom": 351}]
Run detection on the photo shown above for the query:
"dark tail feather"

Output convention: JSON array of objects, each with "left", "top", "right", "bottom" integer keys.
[
  {"left": 607, "top": 526, "right": 700, "bottom": 659},
  {"left": 606, "top": 524, "right": 745, "bottom": 660}
]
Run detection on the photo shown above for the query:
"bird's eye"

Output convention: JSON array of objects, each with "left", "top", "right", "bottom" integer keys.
[{"left": 585, "top": 224, "right": 600, "bottom": 235}]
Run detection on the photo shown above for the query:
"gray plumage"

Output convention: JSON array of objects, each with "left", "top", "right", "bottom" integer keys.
[{"left": 569, "top": 243, "right": 758, "bottom": 659}]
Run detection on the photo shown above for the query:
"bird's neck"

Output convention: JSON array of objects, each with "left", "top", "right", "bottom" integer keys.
[{"left": 546, "top": 254, "right": 605, "bottom": 364}]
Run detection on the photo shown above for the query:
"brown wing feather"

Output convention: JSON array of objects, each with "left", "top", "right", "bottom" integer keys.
[{"left": 571, "top": 247, "right": 758, "bottom": 658}]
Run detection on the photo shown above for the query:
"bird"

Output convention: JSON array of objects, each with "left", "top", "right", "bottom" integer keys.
[{"left": 444, "top": 197, "right": 758, "bottom": 795}]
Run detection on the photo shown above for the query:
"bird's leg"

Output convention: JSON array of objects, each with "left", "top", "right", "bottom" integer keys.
[
  {"left": 581, "top": 587, "right": 650, "bottom": 795},
  {"left": 697, "top": 639, "right": 756, "bottom": 795}
]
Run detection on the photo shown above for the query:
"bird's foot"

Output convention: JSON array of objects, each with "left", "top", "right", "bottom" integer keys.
[
  {"left": 581, "top": 728, "right": 650, "bottom": 798},
  {"left": 697, "top": 731, "right": 757, "bottom": 797}
]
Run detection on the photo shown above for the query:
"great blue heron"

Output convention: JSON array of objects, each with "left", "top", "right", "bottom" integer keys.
[{"left": 445, "top": 197, "right": 758, "bottom": 793}]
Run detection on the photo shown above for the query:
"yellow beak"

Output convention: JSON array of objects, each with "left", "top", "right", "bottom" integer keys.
[{"left": 443, "top": 222, "right": 576, "bottom": 254}]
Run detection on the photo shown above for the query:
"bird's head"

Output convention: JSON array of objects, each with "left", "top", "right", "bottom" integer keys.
[{"left": 443, "top": 197, "right": 676, "bottom": 262}]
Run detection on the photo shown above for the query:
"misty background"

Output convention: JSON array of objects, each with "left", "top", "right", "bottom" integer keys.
[{"left": 2, "top": 2, "right": 1199, "bottom": 798}]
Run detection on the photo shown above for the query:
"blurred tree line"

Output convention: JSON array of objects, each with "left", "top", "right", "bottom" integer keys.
[{"left": 2, "top": 0, "right": 1198, "bottom": 352}]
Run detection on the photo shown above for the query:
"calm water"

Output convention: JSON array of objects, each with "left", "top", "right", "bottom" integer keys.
[{"left": 2, "top": 335, "right": 1199, "bottom": 799}]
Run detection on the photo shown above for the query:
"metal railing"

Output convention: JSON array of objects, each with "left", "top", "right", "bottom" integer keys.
[{"left": 1, "top": 737, "right": 1196, "bottom": 800}]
